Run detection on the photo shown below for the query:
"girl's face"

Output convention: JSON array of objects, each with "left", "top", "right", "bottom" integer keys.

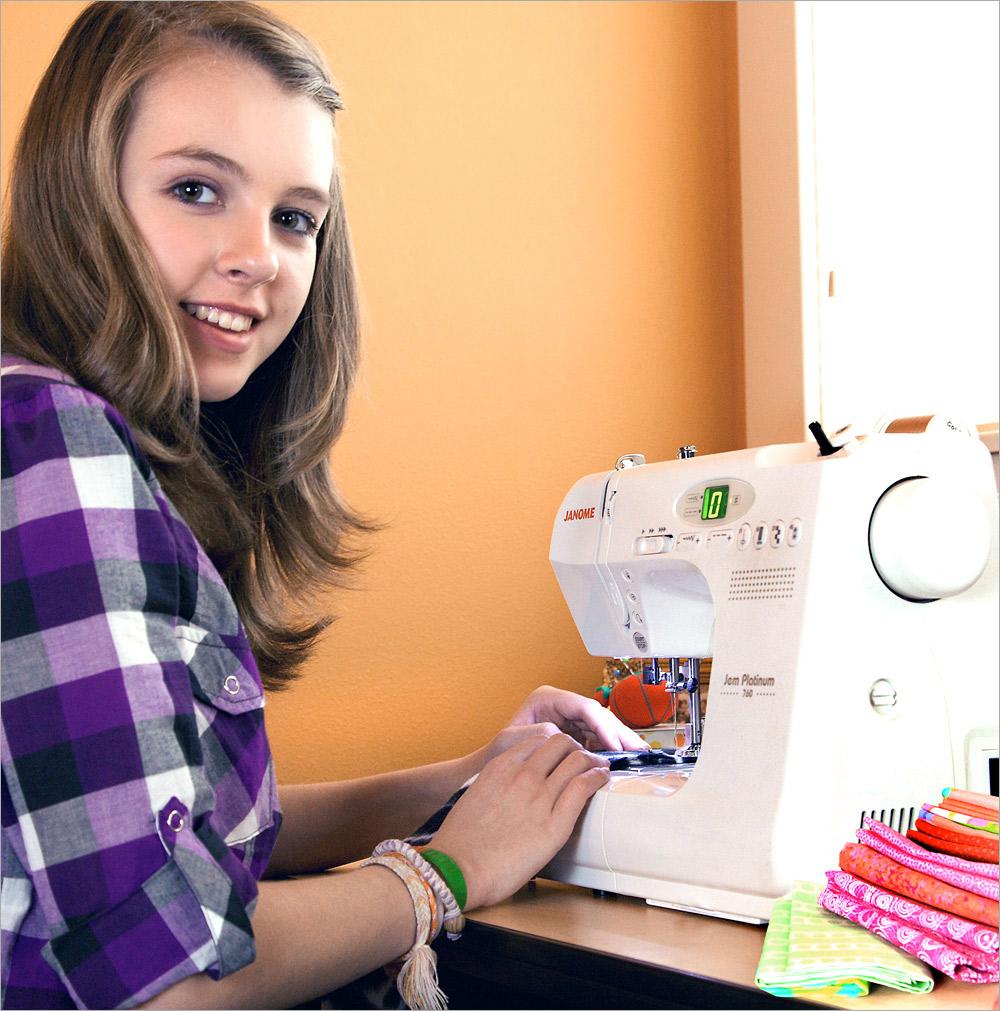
[{"left": 119, "top": 50, "right": 336, "bottom": 402}]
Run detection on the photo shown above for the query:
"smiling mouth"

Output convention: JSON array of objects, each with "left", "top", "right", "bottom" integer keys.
[{"left": 182, "top": 303, "right": 256, "bottom": 333}]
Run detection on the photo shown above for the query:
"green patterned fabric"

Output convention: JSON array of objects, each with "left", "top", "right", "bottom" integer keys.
[{"left": 755, "top": 880, "right": 934, "bottom": 999}]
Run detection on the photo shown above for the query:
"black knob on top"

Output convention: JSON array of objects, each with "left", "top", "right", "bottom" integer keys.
[{"left": 808, "top": 421, "right": 839, "bottom": 457}]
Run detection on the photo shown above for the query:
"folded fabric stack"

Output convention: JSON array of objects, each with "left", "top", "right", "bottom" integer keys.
[
  {"left": 908, "top": 787, "right": 999, "bottom": 863},
  {"left": 755, "top": 880, "right": 933, "bottom": 999},
  {"left": 818, "top": 792, "right": 999, "bottom": 985}
]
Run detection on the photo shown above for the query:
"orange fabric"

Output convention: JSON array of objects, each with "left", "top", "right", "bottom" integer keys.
[
  {"left": 943, "top": 789, "right": 999, "bottom": 815},
  {"left": 916, "top": 817, "right": 998, "bottom": 849},
  {"left": 908, "top": 825, "right": 999, "bottom": 863},
  {"left": 839, "top": 842, "right": 999, "bottom": 927},
  {"left": 941, "top": 797, "right": 999, "bottom": 821}
]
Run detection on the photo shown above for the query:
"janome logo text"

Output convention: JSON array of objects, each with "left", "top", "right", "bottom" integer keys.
[{"left": 563, "top": 507, "right": 596, "bottom": 522}]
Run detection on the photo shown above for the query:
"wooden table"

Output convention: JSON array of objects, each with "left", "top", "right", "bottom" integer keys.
[{"left": 431, "top": 879, "right": 997, "bottom": 1010}]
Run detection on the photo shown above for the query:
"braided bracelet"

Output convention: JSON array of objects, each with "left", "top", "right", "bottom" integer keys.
[
  {"left": 362, "top": 853, "right": 447, "bottom": 1010},
  {"left": 374, "top": 852, "right": 442, "bottom": 938},
  {"left": 373, "top": 839, "right": 466, "bottom": 940}
]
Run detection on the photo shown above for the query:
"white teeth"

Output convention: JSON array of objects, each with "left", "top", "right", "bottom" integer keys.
[{"left": 183, "top": 303, "right": 253, "bottom": 332}]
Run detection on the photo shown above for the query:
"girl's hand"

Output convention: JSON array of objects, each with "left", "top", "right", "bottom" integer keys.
[
  {"left": 430, "top": 733, "right": 611, "bottom": 910},
  {"left": 490, "top": 684, "right": 650, "bottom": 758}
]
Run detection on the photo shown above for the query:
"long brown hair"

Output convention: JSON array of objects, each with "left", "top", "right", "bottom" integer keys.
[{"left": 2, "top": 1, "right": 372, "bottom": 689}]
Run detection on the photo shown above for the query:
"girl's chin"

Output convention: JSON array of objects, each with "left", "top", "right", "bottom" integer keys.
[
  {"left": 193, "top": 364, "right": 253, "bottom": 403},
  {"left": 183, "top": 325, "right": 286, "bottom": 403}
]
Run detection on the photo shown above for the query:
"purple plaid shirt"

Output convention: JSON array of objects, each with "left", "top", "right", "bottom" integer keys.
[{"left": 1, "top": 355, "right": 281, "bottom": 1009}]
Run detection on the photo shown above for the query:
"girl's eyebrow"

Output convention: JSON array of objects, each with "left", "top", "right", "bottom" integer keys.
[{"left": 155, "top": 145, "right": 331, "bottom": 209}]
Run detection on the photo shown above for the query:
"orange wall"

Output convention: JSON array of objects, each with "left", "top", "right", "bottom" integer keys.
[{"left": 1, "top": 2, "right": 745, "bottom": 783}]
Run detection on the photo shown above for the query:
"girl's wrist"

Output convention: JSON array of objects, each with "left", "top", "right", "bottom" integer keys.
[{"left": 458, "top": 742, "right": 492, "bottom": 780}]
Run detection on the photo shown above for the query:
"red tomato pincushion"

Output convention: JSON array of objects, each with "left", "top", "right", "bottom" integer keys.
[{"left": 608, "top": 674, "right": 675, "bottom": 728}]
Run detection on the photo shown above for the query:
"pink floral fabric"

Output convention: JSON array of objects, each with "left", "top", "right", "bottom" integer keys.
[
  {"left": 819, "top": 880, "right": 999, "bottom": 984},
  {"left": 863, "top": 817, "right": 999, "bottom": 881},
  {"left": 827, "top": 870, "right": 999, "bottom": 956}
]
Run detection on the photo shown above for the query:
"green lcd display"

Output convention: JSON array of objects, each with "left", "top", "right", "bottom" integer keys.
[{"left": 701, "top": 485, "right": 730, "bottom": 521}]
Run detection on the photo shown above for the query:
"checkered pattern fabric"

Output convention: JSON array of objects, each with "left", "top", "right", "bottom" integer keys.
[{"left": 1, "top": 355, "right": 281, "bottom": 1009}]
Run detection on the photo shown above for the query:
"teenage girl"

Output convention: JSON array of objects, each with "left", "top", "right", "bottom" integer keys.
[{"left": 0, "top": 4, "right": 646, "bottom": 1009}]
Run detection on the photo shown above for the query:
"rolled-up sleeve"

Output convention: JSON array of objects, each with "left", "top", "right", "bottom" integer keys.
[{"left": 2, "top": 379, "right": 260, "bottom": 1009}]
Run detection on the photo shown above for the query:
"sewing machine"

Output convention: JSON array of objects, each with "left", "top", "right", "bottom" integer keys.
[{"left": 544, "top": 420, "right": 999, "bottom": 923}]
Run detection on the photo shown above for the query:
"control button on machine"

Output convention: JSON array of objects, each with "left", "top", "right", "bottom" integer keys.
[
  {"left": 627, "top": 590, "right": 639, "bottom": 604},
  {"left": 753, "top": 523, "right": 767, "bottom": 549},
  {"left": 770, "top": 520, "right": 785, "bottom": 548},
  {"left": 788, "top": 518, "right": 803, "bottom": 546},
  {"left": 678, "top": 533, "right": 703, "bottom": 550},
  {"left": 737, "top": 523, "right": 752, "bottom": 550},
  {"left": 708, "top": 530, "right": 734, "bottom": 548},
  {"left": 632, "top": 611, "right": 645, "bottom": 625}
]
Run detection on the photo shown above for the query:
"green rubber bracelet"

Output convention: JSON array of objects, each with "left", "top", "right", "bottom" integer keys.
[{"left": 421, "top": 848, "right": 468, "bottom": 911}]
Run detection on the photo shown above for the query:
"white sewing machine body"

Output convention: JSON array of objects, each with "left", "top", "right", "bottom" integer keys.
[{"left": 545, "top": 427, "right": 999, "bottom": 923}]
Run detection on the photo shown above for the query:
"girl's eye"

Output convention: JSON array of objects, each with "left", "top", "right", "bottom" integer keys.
[
  {"left": 166, "top": 183, "right": 316, "bottom": 235},
  {"left": 274, "top": 209, "right": 318, "bottom": 236},
  {"left": 171, "top": 180, "right": 219, "bottom": 205}
]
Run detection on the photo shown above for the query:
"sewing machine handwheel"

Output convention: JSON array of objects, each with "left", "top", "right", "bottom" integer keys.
[{"left": 869, "top": 476, "right": 990, "bottom": 602}]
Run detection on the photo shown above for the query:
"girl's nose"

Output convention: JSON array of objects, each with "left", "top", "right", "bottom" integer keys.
[{"left": 214, "top": 216, "right": 279, "bottom": 286}]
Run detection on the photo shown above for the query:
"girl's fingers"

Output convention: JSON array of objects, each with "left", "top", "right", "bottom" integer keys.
[
  {"left": 546, "top": 691, "right": 650, "bottom": 752},
  {"left": 586, "top": 705, "right": 649, "bottom": 751},
  {"left": 506, "top": 686, "right": 651, "bottom": 753},
  {"left": 480, "top": 727, "right": 568, "bottom": 778},
  {"left": 518, "top": 731, "right": 586, "bottom": 777},
  {"left": 544, "top": 746, "right": 610, "bottom": 799},
  {"left": 552, "top": 765, "right": 613, "bottom": 824}
]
